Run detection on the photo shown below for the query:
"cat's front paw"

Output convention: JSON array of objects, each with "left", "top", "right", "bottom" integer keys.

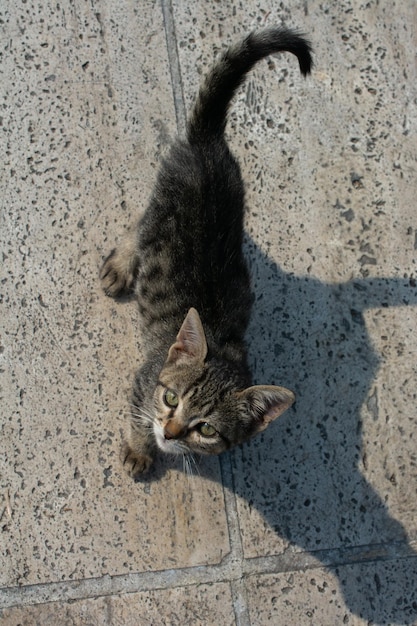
[
  {"left": 121, "top": 443, "right": 153, "bottom": 479},
  {"left": 100, "top": 249, "right": 135, "bottom": 298}
]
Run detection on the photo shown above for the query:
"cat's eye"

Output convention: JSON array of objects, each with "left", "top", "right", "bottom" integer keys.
[
  {"left": 198, "top": 422, "right": 217, "bottom": 437},
  {"left": 163, "top": 389, "right": 179, "bottom": 408}
]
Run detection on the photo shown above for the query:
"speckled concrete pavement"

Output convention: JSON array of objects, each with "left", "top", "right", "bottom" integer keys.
[{"left": 1, "top": 1, "right": 417, "bottom": 624}]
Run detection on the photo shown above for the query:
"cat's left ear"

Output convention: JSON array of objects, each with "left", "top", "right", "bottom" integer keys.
[
  {"left": 238, "top": 385, "right": 295, "bottom": 434},
  {"left": 167, "top": 308, "right": 208, "bottom": 364}
]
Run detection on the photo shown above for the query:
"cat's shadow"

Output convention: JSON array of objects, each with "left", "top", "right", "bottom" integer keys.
[{"left": 140, "top": 234, "right": 417, "bottom": 624}]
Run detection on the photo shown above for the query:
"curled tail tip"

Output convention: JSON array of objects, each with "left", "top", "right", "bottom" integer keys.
[
  {"left": 295, "top": 33, "right": 314, "bottom": 76},
  {"left": 255, "top": 26, "right": 313, "bottom": 75},
  {"left": 300, "top": 50, "right": 313, "bottom": 77},
  {"left": 187, "top": 26, "right": 313, "bottom": 142},
  {"left": 238, "top": 26, "right": 313, "bottom": 80},
  {"left": 272, "top": 26, "right": 314, "bottom": 76}
]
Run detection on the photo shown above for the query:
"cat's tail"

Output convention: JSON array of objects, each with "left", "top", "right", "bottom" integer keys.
[{"left": 187, "top": 27, "right": 312, "bottom": 143}]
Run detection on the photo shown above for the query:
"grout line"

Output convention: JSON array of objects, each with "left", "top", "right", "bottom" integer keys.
[
  {"left": 220, "top": 454, "right": 251, "bottom": 626},
  {"left": 158, "top": 3, "right": 249, "bottom": 622},
  {"left": 242, "top": 539, "right": 417, "bottom": 577},
  {"left": 1, "top": 538, "right": 415, "bottom": 610},
  {"left": 230, "top": 579, "right": 251, "bottom": 626},
  {"left": 160, "top": 0, "right": 187, "bottom": 137},
  {"left": 158, "top": 1, "right": 251, "bottom": 618},
  {"left": 219, "top": 455, "right": 245, "bottom": 559}
]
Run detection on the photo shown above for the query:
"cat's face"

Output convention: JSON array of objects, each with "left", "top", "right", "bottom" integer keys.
[
  {"left": 151, "top": 360, "right": 237, "bottom": 456},
  {"left": 147, "top": 308, "right": 295, "bottom": 457}
]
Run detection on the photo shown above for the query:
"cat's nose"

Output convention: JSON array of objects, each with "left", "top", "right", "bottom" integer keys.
[{"left": 164, "top": 421, "right": 185, "bottom": 440}]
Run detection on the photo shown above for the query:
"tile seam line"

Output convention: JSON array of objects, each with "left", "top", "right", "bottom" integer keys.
[
  {"left": 242, "top": 538, "right": 417, "bottom": 576},
  {"left": 160, "top": 0, "right": 187, "bottom": 137},
  {"left": 220, "top": 456, "right": 251, "bottom": 626},
  {"left": 158, "top": 3, "right": 249, "bottom": 622},
  {"left": 1, "top": 540, "right": 416, "bottom": 611},
  {"left": 0, "top": 558, "right": 239, "bottom": 611}
]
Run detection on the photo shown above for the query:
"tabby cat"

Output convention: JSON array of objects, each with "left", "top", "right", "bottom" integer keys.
[{"left": 100, "top": 27, "right": 312, "bottom": 478}]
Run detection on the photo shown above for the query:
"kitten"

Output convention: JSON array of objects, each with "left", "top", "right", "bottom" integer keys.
[{"left": 100, "top": 27, "right": 312, "bottom": 478}]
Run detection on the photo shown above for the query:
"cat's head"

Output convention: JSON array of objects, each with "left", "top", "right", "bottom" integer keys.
[{"left": 150, "top": 308, "right": 295, "bottom": 456}]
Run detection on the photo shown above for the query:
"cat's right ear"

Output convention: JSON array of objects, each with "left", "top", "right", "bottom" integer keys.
[
  {"left": 237, "top": 384, "right": 295, "bottom": 434},
  {"left": 167, "top": 308, "right": 208, "bottom": 364}
]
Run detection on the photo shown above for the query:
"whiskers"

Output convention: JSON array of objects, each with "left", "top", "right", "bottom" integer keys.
[
  {"left": 182, "top": 450, "right": 200, "bottom": 480},
  {"left": 127, "top": 403, "right": 155, "bottom": 429},
  {"left": 155, "top": 435, "right": 199, "bottom": 480},
  {"left": 163, "top": 438, "right": 198, "bottom": 479},
  {"left": 125, "top": 402, "right": 200, "bottom": 481}
]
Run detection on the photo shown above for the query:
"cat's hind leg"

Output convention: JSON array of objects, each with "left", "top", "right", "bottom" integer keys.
[{"left": 100, "top": 226, "right": 139, "bottom": 297}]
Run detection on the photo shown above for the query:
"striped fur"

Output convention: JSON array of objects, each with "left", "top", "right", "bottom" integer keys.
[{"left": 100, "top": 27, "right": 312, "bottom": 478}]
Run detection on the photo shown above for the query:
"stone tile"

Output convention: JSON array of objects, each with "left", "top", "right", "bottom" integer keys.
[
  {"left": 246, "top": 558, "right": 417, "bottom": 625},
  {"left": 0, "top": 582, "right": 235, "bottom": 626},
  {"left": 173, "top": 0, "right": 417, "bottom": 558},
  {"left": 0, "top": 0, "right": 228, "bottom": 587},
  {"left": 2, "top": 0, "right": 417, "bottom": 621}
]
